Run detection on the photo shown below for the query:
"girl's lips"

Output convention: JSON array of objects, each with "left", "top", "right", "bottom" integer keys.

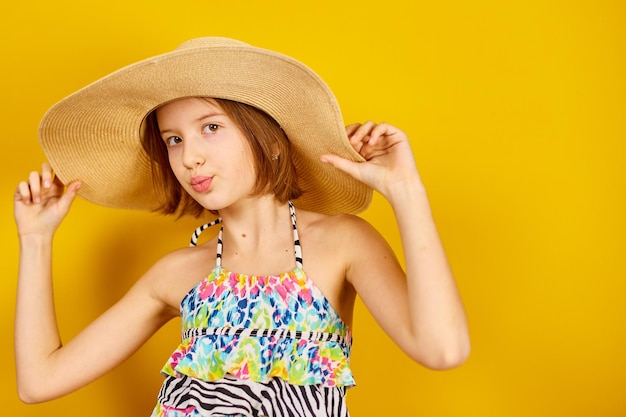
[{"left": 190, "top": 176, "right": 212, "bottom": 193}]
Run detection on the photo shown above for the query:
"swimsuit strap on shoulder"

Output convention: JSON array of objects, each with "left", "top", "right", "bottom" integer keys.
[
  {"left": 289, "top": 201, "right": 303, "bottom": 269},
  {"left": 189, "top": 217, "right": 222, "bottom": 247}
]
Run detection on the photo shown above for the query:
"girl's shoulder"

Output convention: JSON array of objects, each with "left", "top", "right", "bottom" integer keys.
[
  {"left": 297, "top": 209, "right": 380, "bottom": 243},
  {"left": 144, "top": 240, "right": 218, "bottom": 311},
  {"left": 294, "top": 209, "right": 394, "bottom": 321},
  {"left": 296, "top": 209, "right": 387, "bottom": 268}
]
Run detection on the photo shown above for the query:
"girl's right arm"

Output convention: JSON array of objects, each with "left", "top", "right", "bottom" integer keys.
[{"left": 14, "top": 163, "right": 177, "bottom": 403}]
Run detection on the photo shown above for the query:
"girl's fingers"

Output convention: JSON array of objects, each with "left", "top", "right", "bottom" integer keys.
[
  {"left": 41, "top": 162, "right": 54, "bottom": 189},
  {"left": 353, "top": 124, "right": 387, "bottom": 159},
  {"left": 345, "top": 123, "right": 361, "bottom": 137},
  {"left": 15, "top": 181, "right": 32, "bottom": 204},
  {"left": 28, "top": 171, "right": 43, "bottom": 203},
  {"left": 347, "top": 121, "right": 377, "bottom": 154},
  {"left": 367, "top": 123, "right": 387, "bottom": 145},
  {"left": 353, "top": 121, "right": 377, "bottom": 140},
  {"left": 16, "top": 164, "right": 64, "bottom": 205},
  {"left": 368, "top": 123, "right": 399, "bottom": 145},
  {"left": 345, "top": 121, "right": 407, "bottom": 161},
  {"left": 321, "top": 154, "right": 361, "bottom": 181},
  {"left": 56, "top": 181, "right": 82, "bottom": 214}
]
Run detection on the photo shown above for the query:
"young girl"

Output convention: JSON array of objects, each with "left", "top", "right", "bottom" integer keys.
[{"left": 14, "top": 37, "right": 469, "bottom": 416}]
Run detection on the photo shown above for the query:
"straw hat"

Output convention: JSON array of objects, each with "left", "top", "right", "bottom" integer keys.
[{"left": 39, "top": 37, "right": 372, "bottom": 215}]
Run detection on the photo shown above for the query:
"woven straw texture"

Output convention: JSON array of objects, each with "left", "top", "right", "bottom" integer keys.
[{"left": 39, "top": 38, "right": 372, "bottom": 215}]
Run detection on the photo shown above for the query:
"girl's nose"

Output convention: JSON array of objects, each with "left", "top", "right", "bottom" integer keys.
[{"left": 182, "top": 136, "right": 205, "bottom": 168}]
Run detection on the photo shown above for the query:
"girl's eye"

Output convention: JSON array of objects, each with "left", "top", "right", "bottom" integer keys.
[
  {"left": 202, "top": 123, "right": 219, "bottom": 134},
  {"left": 165, "top": 136, "right": 182, "bottom": 147}
]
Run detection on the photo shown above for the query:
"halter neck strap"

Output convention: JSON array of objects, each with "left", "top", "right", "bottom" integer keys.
[{"left": 188, "top": 201, "right": 302, "bottom": 269}]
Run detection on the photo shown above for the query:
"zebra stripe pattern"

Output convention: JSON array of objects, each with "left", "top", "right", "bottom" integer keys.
[
  {"left": 156, "top": 373, "right": 348, "bottom": 417},
  {"left": 181, "top": 327, "right": 348, "bottom": 347},
  {"left": 289, "top": 201, "right": 303, "bottom": 269},
  {"left": 190, "top": 218, "right": 223, "bottom": 247}
]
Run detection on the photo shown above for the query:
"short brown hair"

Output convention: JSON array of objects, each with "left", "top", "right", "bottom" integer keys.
[{"left": 141, "top": 98, "right": 302, "bottom": 218}]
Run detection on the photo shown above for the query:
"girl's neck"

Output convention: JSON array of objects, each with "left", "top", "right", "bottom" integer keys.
[{"left": 217, "top": 195, "right": 291, "bottom": 249}]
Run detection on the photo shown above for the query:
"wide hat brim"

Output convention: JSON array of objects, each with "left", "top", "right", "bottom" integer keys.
[{"left": 39, "top": 37, "right": 372, "bottom": 215}]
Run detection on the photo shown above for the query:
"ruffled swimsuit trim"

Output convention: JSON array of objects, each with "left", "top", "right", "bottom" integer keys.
[{"left": 159, "top": 202, "right": 355, "bottom": 388}]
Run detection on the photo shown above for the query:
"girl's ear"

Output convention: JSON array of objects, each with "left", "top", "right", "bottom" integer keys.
[{"left": 270, "top": 141, "right": 281, "bottom": 161}]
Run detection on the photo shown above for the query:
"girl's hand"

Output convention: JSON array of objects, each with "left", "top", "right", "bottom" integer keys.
[
  {"left": 14, "top": 162, "right": 81, "bottom": 238},
  {"left": 321, "top": 122, "right": 422, "bottom": 198}
]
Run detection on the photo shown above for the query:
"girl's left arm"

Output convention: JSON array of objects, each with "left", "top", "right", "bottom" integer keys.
[{"left": 322, "top": 122, "right": 470, "bottom": 369}]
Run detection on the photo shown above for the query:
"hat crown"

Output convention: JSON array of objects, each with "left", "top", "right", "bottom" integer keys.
[{"left": 175, "top": 37, "right": 249, "bottom": 51}]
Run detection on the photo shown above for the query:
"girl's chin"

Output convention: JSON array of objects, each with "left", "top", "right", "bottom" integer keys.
[
  {"left": 192, "top": 196, "right": 230, "bottom": 212},
  {"left": 191, "top": 192, "right": 260, "bottom": 212}
]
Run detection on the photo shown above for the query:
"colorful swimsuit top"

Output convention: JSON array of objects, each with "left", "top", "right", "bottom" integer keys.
[{"left": 160, "top": 202, "right": 355, "bottom": 387}]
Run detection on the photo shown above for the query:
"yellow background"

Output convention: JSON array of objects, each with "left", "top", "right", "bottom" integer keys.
[{"left": 1, "top": 0, "right": 625, "bottom": 415}]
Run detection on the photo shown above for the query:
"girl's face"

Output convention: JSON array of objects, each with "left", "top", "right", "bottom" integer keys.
[{"left": 156, "top": 97, "right": 257, "bottom": 211}]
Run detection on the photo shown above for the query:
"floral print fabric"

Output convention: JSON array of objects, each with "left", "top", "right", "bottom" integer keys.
[{"left": 160, "top": 265, "right": 354, "bottom": 387}]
